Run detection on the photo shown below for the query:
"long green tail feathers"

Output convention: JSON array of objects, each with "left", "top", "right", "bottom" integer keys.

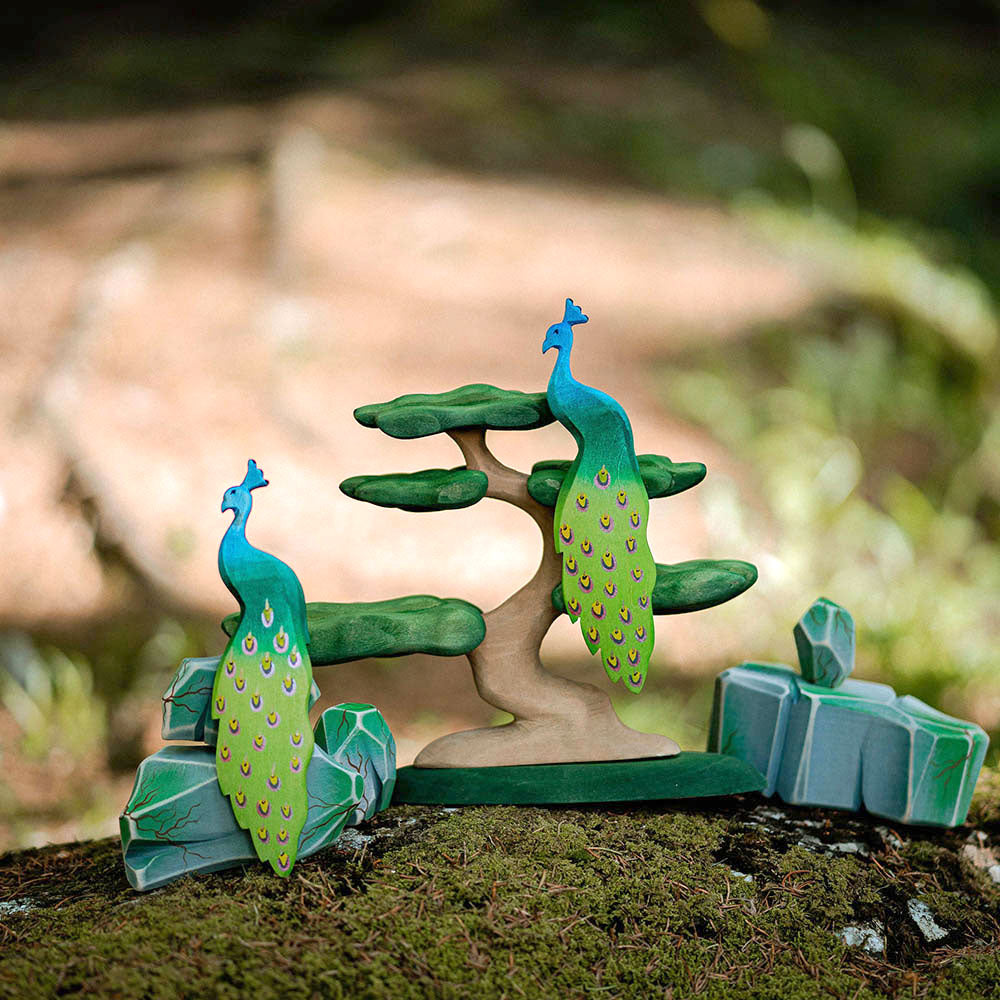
[
  {"left": 554, "top": 462, "right": 656, "bottom": 692},
  {"left": 211, "top": 597, "right": 314, "bottom": 875}
]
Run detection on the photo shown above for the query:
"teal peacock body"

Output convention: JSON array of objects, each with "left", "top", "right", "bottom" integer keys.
[
  {"left": 211, "top": 460, "right": 314, "bottom": 875},
  {"left": 544, "top": 300, "right": 656, "bottom": 693}
]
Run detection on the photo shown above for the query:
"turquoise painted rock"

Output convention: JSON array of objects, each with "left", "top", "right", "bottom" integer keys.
[
  {"left": 123, "top": 703, "right": 396, "bottom": 891},
  {"left": 794, "top": 598, "right": 855, "bottom": 688},
  {"left": 315, "top": 703, "right": 397, "bottom": 824},
  {"left": 708, "top": 601, "right": 988, "bottom": 827}
]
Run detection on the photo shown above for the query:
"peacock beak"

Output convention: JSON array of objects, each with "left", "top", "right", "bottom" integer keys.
[
  {"left": 222, "top": 498, "right": 235, "bottom": 513},
  {"left": 542, "top": 334, "right": 555, "bottom": 354}
]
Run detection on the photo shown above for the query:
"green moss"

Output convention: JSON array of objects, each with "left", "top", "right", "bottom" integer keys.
[{"left": 2, "top": 799, "right": 997, "bottom": 998}]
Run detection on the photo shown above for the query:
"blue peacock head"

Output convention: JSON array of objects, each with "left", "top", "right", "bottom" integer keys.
[
  {"left": 542, "top": 298, "right": 589, "bottom": 354},
  {"left": 222, "top": 459, "right": 269, "bottom": 516}
]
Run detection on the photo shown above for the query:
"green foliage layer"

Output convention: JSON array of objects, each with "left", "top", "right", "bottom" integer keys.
[
  {"left": 355, "top": 384, "right": 553, "bottom": 439},
  {"left": 528, "top": 454, "right": 707, "bottom": 507},
  {"left": 223, "top": 596, "right": 485, "bottom": 666},
  {"left": 2, "top": 771, "right": 998, "bottom": 999},
  {"left": 340, "top": 467, "right": 489, "bottom": 511},
  {"left": 553, "top": 559, "right": 758, "bottom": 616}
]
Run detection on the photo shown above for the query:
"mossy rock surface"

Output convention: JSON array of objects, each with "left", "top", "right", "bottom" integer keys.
[
  {"left": 223, "top": 596, "right": 486, "bottom": 666},
  {"left": 553, "top": 558, "right": 758, "bottom": 616},
  {"left": 3, "top": 769, "right": 999, "bottom": 999},
  {"left": 355, "top": 384, "right": 553, "bottom": 439},
  {"left": 340, "top": 467, "right": 489, "bottom": 511},
  {"left": 528, "top": 454, "right": 707, "bottom": 507}
]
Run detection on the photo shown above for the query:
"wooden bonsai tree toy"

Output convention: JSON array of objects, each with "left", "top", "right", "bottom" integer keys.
[
  {"left": 342, "top": 299, "right": 763, "bottom": 804},
  {"left": 120, "top": 461, "right": 397, "bottom": 891}
]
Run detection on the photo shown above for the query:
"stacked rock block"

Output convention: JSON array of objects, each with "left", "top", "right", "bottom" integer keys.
[
  {"left": 708, "top": 599, "right": 988, "bottom": 827},
  {"left": 121, "top": 657, "right": 396, "bottom": 890}
]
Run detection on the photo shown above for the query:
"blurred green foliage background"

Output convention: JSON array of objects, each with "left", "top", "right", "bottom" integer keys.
[{"left": 1, "top": 0, "right": 997, "bottom": 848}]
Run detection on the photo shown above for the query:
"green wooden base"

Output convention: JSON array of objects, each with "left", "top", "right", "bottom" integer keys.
[{"left": 391, "top": 752, "right": 765, "bottom": 806}]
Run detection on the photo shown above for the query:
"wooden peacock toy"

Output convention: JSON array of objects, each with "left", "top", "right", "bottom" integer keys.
[
  {"left": 544, "top": 299, "right": 657, "bottom": 693},
  {"left": 211, "top": 459, "right": 315, "bottom": 875}
]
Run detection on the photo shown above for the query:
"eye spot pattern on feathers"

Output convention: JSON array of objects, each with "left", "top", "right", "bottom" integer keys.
[
  {"left": 241, "top": 759, "right": 251, "bottom": 777},
  {"left": 257, "top": 798, "right": 270, "bottom": 817},
  {"left": 268, "top": 774, "right": 281, "bottom": 790},
  {"left": 635, "top": 625, "right": 646, "bottom": 641},
  {"left": 631, "top": 567, "right": 644, "bottom": 582},
  {"left": 243, "top": 633, "right": 257, "bottom": 655},
  {"left": 619, "top": 607, "right": 631, "bottom": 624},
  {"left": 599, "top": 514, "right": 614, "bottom": 532},
  {"left": 224, "top": 656, "right": 236, "bottom": 676},
  {"left": 228, "top": 718, "right": 240, "bottom": 734},
  {"left": 250, "top": 692, "right": 262, "bottom": 710},
  {"left": 235, "top": 790, "right": 246, "bottom": 807},
  {"left": 639, "top": 595, "right": 649, "bottom": 609},
  {"left": 616, "top": 490, "right": 628, "bottom": 508},
  {"left": 215, "top": 695, "right": 226, "bottom": 713},
  {"left": 606, "top": 653, "right": 620, "bottom": 672},
  {"left": 591, "top": 600, "right": 605, "bottom": 619},
  {"left": 267, "top": 711, "right": 280, "bottom": 728},
  {"left": 626, "top": 537, "right": 637, "bottom": 553},
  {"left": 261, "top": 601, "right": 274, "bottom": 629},
  {"left": 580, "top": 539, "right": 594, "bottom": 556},
  {"left": 576, "top": 493, "right": 589, "bottom": 510},
  {"left": 604, "top": 580, "right": 616, "bottom": 597},
  {"left": 578, "top": 574, "right": 593, "bottom": 593},
  {"left": 567, "top": 596, "right": 581, "bottom": 615},
  {"left": 587, "top": 626, "right": 600, "bottom": 642},
  {"left": 290, "top": 732, "right": 303, "bottom": 747},
  {"left": 281, "top": 804, "right": 292, "bottom": 819},
  {"left": 260, "top": 654, "right": 274, "bottom": 677},
  {"left": 278, "top": 852, "right": 291, "bottom": 871},
  {"left": 283, "top": 675, "right": 296, "bottom": 695},
  {"left": 565, "top": 555, "right": 578, "bottom": 575},
  {"left": 253, "top": 734, "right": 266, "bottom": 751},
  {"left": 594, "top": 467, "right": 610, "bottom": 489},
  {"left": 601, "top": 551, "right": 616, "bottom": 571},
  {"left": 629, "top": 671, "right": 642, "bottom": 687},
  {"left": 220, "top": 745, "right": 231, "bottom": 762},
  {"left": 611, "top": 627, "right": 625, "bottom": 644},
  {"left": 274, "top": 629, "right": 289, "bottom": 653},
  {"left": 288, "top": 648, "right": 301, "bottom": 669},
  {"left": 234, "top": 675, "right": 246, "bottom": 693},
  {"left": 560, "top": 524, "right": 574, "bottom": 544},
  {"left": 278, "top": 829, "right": 289, "bottom": 844},
  {"left": 630, "top": 511, "right": 641, "bottom": 528},
  {"left": 290, "top": 756, "right": 302, "bottom": 773},
  {"left": 257, "top": 827, "right": 269, "bottom": 843}
]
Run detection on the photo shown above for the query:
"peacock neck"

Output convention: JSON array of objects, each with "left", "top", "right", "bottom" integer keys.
[
  {"left": 219, "top": 506, "right": 252, "bottom": 603},
  {"left": 548, "top": 346, "right": 576, "bottom": 393}
]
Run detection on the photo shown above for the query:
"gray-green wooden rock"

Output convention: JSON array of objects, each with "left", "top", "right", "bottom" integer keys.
[
  {"left": 122, "top": 703, "right": 396, "bottom": 891},
  {"left": 794, "top": 597, "right": 855, "bottom": 687},
  {"left": 315, "top": 703, "right": 397, "bottom": 825},
  {"left": 223, "top": 595, "right": 486, "bottom": 667},
  {"left": 355, "top": 384, "right": 553, "bottom": 439},
  {"left": 708, "top": 600, "right": 988, "bottom": 827},
  {"left": 339, "top": 468, "right": 488, "bottom": 512}
]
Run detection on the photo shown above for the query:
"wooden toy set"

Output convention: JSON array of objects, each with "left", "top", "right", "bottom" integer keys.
[{"left": 120, "top": 300, "right": 988, "bottom": 890}]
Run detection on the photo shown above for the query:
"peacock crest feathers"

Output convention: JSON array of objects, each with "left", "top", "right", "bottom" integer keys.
[{"left": 212, "top": 460, "right": 314, "bottom": 875}]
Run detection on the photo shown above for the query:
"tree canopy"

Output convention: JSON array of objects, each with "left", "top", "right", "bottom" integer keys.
[
  {"left": 340, "top": 468, "right": 488, "bottom": 512},
  {"left": 354, "top": 384, "right": 553, "bottom": 439},
  {"left": 223, "top": 595, "right": 486, "bottom": 665}
]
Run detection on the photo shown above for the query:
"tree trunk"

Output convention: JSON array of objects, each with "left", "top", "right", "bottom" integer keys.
[{"left": 414, "top": 429, "right": 679, "bottom": 768}]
